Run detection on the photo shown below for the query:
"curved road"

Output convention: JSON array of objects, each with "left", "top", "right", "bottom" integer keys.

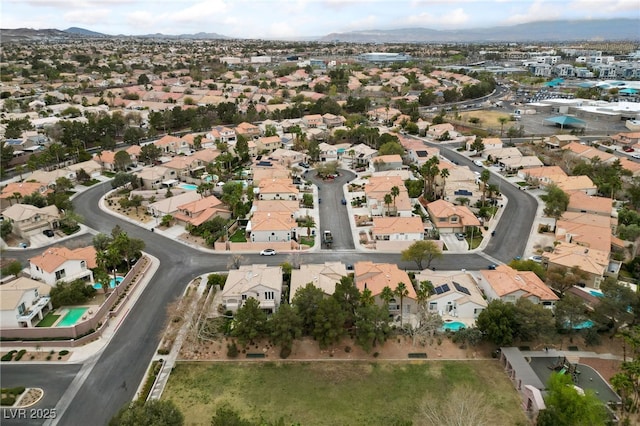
[{"left": 2, "top": 152, "right": 537, "bottom": 425}]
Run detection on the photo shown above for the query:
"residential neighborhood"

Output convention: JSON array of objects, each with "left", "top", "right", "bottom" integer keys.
[{"left": 0, "top": 22, "right": 639, "bottom": 426}]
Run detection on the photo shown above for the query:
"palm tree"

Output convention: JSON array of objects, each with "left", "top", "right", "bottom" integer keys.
[
  {"left": 479, "top": 169, "right": 491, "bottom": 207},
  {"left": 380, "top": 286, "right": 395, "bottom": 312},
  {"left": 439, "top": 168, "right": 449, "bottom": 198},
  {"left": 383, "top": 193, "right": 393, "bottom": 216},
  {"left": 390, "top": 186, "right": 400, "bottom": 214},
  {"left": 348, "top": 149, "right": 355, "bottom": 169},
  {"left": 300, "top": 215, "right": 315, "bottom": 238},
  {"left": 395, "top": 282, "right": 409, "bottom": 327},
  {"left": 360, "top": 288, "right": 375, "bottom": 306},
  {"left": 498, "top": 116, "right": 509, "bottom": 137},
  {"left": 11, "top": 192, "right": 22, "bottom": 206}
]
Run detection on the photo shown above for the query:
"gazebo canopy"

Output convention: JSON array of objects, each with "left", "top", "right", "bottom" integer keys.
[{"left": 544, "top": 115, "right": 586, "bottom": 129}]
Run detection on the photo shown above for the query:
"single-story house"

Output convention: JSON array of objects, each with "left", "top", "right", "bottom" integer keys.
[
  {"left": 478, "top": 265, "right": 558, "bottom": 308},
  {"left": 290, "top": 262, "right": 348, "bottom": 301},
  {"left": 414, "top": 270, "right": 487, "bottom": 321}
]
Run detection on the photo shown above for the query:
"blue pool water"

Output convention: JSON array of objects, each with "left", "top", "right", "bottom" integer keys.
[
  {"left": 573, "top": 320, "right": 594, "bottom": 330},
  {"left": 589, "top": 290, "right": 604, "bottom": 297},
  {"left": 442, "top": 321, "right": 466, "bottom": 331},
  {"left": 57, "top": 307, "right": 88, "bottom": 327},
  {"left": 179, "top": 183, "right": 198, "bottom": 191},
  {"left": 93, "top": 276, "right": 124, "bottom": 290},
  {"left": 204, "top": 176, "right": 213, "bottom": 182}
]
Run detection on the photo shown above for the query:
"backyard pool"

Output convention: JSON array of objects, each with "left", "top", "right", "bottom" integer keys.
[
  {"left": 179, "top": 183, "right": 198, "bottom": 191},
  {"left": 573, "top": 320, "right": 594, "bottom": 329},
  {"left": 56, "top": 307, "right": 88, "bottom": 327},
  {"left": 442, "top": 321, "right": 466, "bottom": 331},
  {"left": 93, "top": 276, "right": 124, "bottom": 290},
  {"left": 589, "top": 289, "right": 604, "bottom": 297}
]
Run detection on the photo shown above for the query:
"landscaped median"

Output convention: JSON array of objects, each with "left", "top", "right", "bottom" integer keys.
[{"left": 162, "top": 360, "right": 528, "bottom": 425}]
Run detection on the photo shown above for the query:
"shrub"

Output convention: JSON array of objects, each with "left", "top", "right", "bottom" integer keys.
[
  {"left": 1, "top": 396, "right": 16, "bottom": 406},
  {"left": 1, "top": 353, "right": 13, "bottom": 362},
  {"left": 584, "top": 328, "right": 601, "bottom": 347},
  {"left": 279, "top": 346, "right": 292, "bottom": 359},
  {"left": 344, "top": 346, "right": 351, "bottom": 353},
  {"left": 59, "top": 350, "right": 69, "bottom": 356},
  {"left": 46, "top": 355, "right": 51, "bottom": 360},
  {"left": 49, "top": 350, "right": 55, "bottom": 355},
  {"left": 157, "top": 348, "right": 170, "bottom": 355},
  {"left": 14, "top": 349, "right": 26, "bottom": 361},
  {"left": 227, "top": 342, "right": 239, "bottom": 358}
]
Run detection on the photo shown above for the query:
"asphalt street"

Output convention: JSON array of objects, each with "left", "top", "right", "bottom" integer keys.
[
  {"left": 0, "top": 364, "right": 81, "bottom": 426},
  {"left": 7, "top": 162, "right": 537, "bottom": 425},
  {"left": 307, "top": 169, "right": 356, "bottom": 250}
]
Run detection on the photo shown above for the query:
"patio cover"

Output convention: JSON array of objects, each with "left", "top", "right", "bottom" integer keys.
[{"left": 544, "top": 115, "right": 586, "bottom": 129}]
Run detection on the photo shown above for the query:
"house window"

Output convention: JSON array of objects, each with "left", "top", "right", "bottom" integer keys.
[
  {"left": 429, "top": 302, "right": 437, "bottom": 311},
  {"left": 18, "top": 303, "right": 26, "bottom": 316},
  {"left": 241, "top": 294, "right": 247, "bottom": 301},
  {"left": 450, "top": 216, "right": 459, "bottom": 223},
  {"left": 55, "top": 269, "right": 66, "bottom": 280},
  {"left": 265, "top": 291, "right": 274, "bottom": 300}
]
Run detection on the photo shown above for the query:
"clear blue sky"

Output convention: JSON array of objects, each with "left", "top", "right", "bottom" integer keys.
[{"left": 2, "top": 0, "right": 637, "bottom": 39}]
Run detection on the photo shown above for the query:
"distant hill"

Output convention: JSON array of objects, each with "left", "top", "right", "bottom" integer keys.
[
  {"left": 2, "top": 19, "right": 638, "bottom": 43},
  {"left": 320, "top": 19, "right": 640, "bottom": 43},
  {"left": 64, "top": 27, "right": 107, "bottom": 37}
]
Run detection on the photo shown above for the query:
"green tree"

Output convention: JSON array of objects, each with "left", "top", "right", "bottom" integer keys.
[
  {"left": 508, "top": 259, "right": 546, "bottom": 280},
  {"left": 545, "top": 265, "right": 588, "bottom": 296},
  {"left": 113, "top": 151, "right": 131, "bottom": 171},
  {"left": 140, "top": 144, "right": 162, "bottom": 165},
  {"left": 0, "top": 140, "right": 14, "bottom": 176},
  {"left": 332, "top": 275, "right": 360, "bottom": 330},
  {"left": 401, "top": 240, "right": 442, "bottom": 269},
  {"left": 479, "top": 169, "right": 491, "bottom": 206},
  {"left": 109, "top": 400, "right": 184, "bottom": 426},
  {"left": 232, "top": 297, "right": 268, "bottom": 345},
  {"left": 514, "top": 298, "right": 554, "bottom": 342},
  {"left": 313, "top": 297, "right": 346, "bottom": 349},
  {"left": 210, "top": 406, "right": 252, "bottom": 426},
  {"left": 1, "top": 260, "right": 22, "bottom": 278},
  {"left": 540, "top": 184, "right": 569, "bottom": 219},
  {"left": 469, "top": 137, "right": 485, "bottom": 155},
  {"left": 354, "top": 303, "right": 391, "bottom": 352},
  {"left": 380, "top": 286, "right": 395, "bottom": 310},
  {"left": 611, "top": 327, "right": 640, "bottom": 422},
  {"left": 383, "top": 193, "right": 393, "bottom": 216},
  {"left": 269, "top": 303, "right": 302, "bottom": 358},
  {"left": 49, "top": 278, "right": 97, "bottom": 308},
  {"left": 476, "top": 299, "right": 518, "bottom": 346},
  {"left": 592, "top": 277, "right": 637, "bottom": 336},
  {"left": 378, "top": 141, "right": 404, "bottom": 156},
  {"left": 22, "top": 192, "right": 47, "bottom": 208},
  {"left": 439, "top": 168, "right": 449, "bottom": 198},
  {"left": 419, "top": 156, "right": 440, "bottom": 200},
  {"left": 498, "top": 116, "right": 509, "bottom": 137},
  {"left": 291, "top": 283, "right": 324, "bottom": 336},
  {"left": 554, "top": 293, "right": 588, "bottom": 333},
  {"left": 536, "top": 373, "right": 608, "bottom": 426},
  {"left": 390, "top": 185, "right": 400, "bottom": 211}
]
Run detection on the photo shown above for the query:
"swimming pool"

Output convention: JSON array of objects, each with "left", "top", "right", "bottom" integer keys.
[
  {"left": 573, "top": 320, "right": 594, "bottom": 329},
  {"left": 93, "top": 276, "right": 124, "bottom": 290},
  {"left": 179, "top": 183, "right": 198, "bottom": 191},
  {"left": 442, "top": 321, "right": 466, "bottom": 331},
  {"left": 56, "top": 307, "right": 88, "bottom": 327},
  {"left": 589, "top": 290, "right": 604, "bottom": 297}
]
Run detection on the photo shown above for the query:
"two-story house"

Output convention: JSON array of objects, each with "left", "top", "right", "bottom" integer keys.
[
  {"left": 1, "top": 204, "right": 60, "bottom": 239},
  {"left": 364, "top": 175, "right": 412, "bottom": 217},
  {"left": 478, "top": 265, "right": 558, "bottom": 308},
  {"left": 0, "top": 277, "right": 53, "bottom": 328},
  {"left": 154, "top": 135, "right": 191, "bottom": 155},
  {"left": 29, "top": 246, "right": 97, "bottom": 286},
  {"left": 542, "top": 242, "right": 612, "bottom": 289},
  {"left": 0, "top": 182, "right": 50, "bottom": 211},
  {"left": 173, "top": 195, "right": 231, "bottom": 227},
  {"left": 414, "top": 270, "right": 487, "bottom": 322},
  {"left": 427, "top": 199, "right": 481, "bottom": 234},
  {"left": 302, "top": 114, "right": 323, "bottom": 129},
  {"left": 234, "top": 122, "right": 260, "bottom": 139},
  {"left": 290, "top": 262, "right": 348, "bottom": 301},
  {"left": 222, "top": 264, "right": 282, "bottom": 313},
  {"left": 256, "top": 136, "right": 282, "bottom": 154},
  {"left": 354, "top": 261, "right": 417, "bottom": 317},
  {"left": 257, "top": 178, "right": 299, "bottom": 201},
  {"left": 372, "top": 154, "right": 403, "bottom": 172},
  {"left": 135, "top": 166, "right": 178, "bottom": 190},
  {"left": 322, "top": 113, "right": 346, "bottom": 128}
]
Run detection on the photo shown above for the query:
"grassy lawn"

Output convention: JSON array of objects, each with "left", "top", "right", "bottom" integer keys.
[
  {"left": 229, "top": 230, "right": 246, "bottom": 243},
  {"left": 300, "top": 235, "right": 314, "bottom": 246},
  {"left": 467, "top": 235, "right": 483, "bottom": 249},
  {"left": 36, "top": 312, "right": 60, "bottom": 327},
  {"left": 80, "top": 179, "right": 101, "bottom": 186},
  {"left": 163, "top": 361, "right": 528, "bottom": 425}
]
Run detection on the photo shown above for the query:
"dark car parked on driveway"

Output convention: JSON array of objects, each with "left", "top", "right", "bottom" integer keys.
[{"left": 43, "top": 229, "right": 54, "bottom": 237}]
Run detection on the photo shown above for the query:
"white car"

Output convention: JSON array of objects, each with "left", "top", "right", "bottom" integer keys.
[
  {"left": 529, "top": 255, "right": 543, "bottom": 263},
  {"left": 260, "top": 248, "right": 277, "bottom": 256},
  {"left": 632, "top": 154, "right": 640, "bottom": 160},
  {"left": 473, "top": 160, "right": 484, "bottom": 167}
]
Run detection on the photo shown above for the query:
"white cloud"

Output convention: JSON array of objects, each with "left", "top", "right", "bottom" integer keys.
[
  {"left": 342, "top": 15, "right": 379, "bottom": 30},
  {"left": 171, "top": 1, "right": 229, "bottom": 23},
  {"left": 264, "top": 21, "right": 298, "bottom": 39},
  {"left": 63, "top": 8, "right": 111, "bottom": 25},
  {"left": 503, "top": 0, "right": 560, "bottom": 25},
  {"left": 569, "top": 0, "right": 640, "bottom": 13},
  {"left": 441, "top": 8, "right": 470, "bottom": 26},
  {"left": 125, "top": 10, "right": 154, "bottom": 30}
]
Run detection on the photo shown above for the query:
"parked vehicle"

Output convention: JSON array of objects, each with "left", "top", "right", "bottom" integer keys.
[
  {"left": 260, "top": 248, "right": 277, "bottom": 256},
  {"left": 322, "top": 230, "right": 333, "bottom": 248},
  {"left": 42, "top": 229, "right": 54, "bottom": 238}
]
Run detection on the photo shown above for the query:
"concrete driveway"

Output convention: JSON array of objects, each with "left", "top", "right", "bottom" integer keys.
[
  {"left": 441, "top": 233, "right": 468, "bottom": 252},
  {"left": 306, "top": 169, "right": 356, "bottom": 250}
]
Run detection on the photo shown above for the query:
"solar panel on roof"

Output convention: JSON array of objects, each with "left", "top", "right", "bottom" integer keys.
[
  {"left": 453, "top": 282, "right": 471, "bottom": 295},
  {"left": 442, "top": 284, "right": 450, "bottom": 293},
  {"left": 434, "top": 286, "right": 443, "bottom": 295}
]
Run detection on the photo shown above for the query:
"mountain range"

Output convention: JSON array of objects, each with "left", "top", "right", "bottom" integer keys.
[{"left": 1, "top": 19, "right": 638, "bottom": 43}]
